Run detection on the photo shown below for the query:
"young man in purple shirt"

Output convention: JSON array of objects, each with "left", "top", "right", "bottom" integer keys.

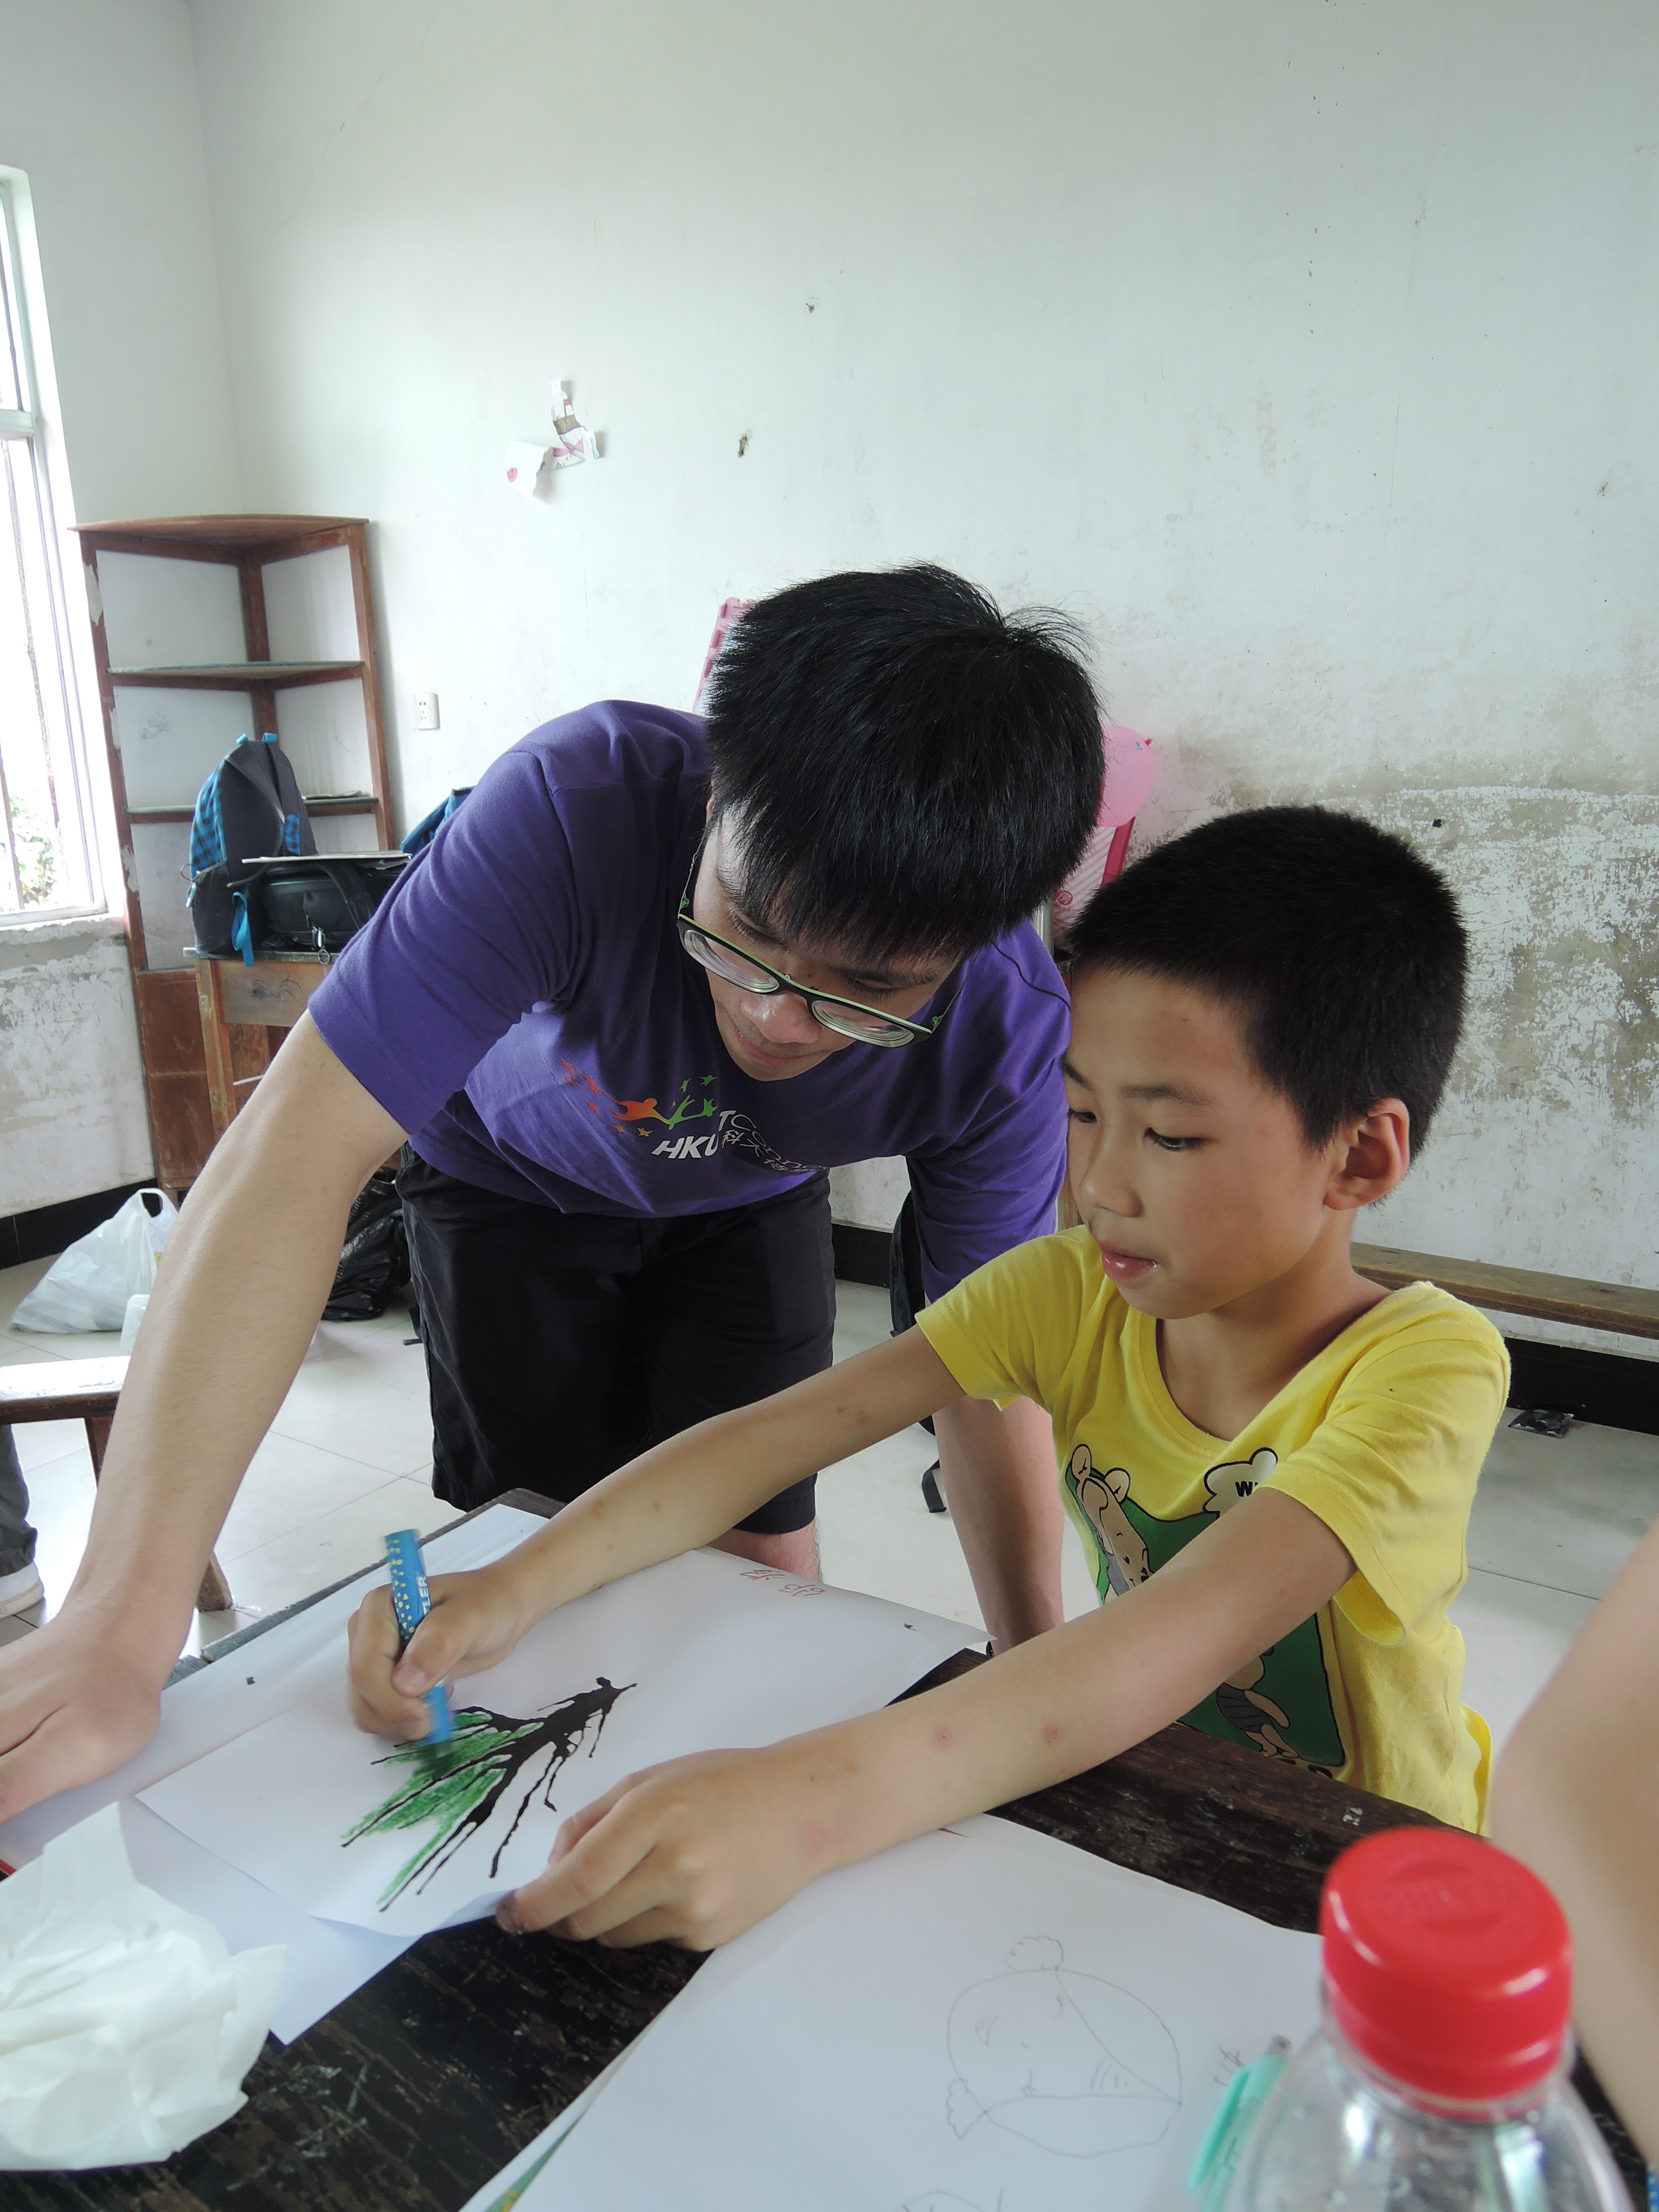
[{"left": 0, "top": 565, "right": 1102, "bottom": 1821}]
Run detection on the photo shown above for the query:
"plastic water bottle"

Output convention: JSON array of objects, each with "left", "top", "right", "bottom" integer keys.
[{"left": 1225, "top": 1825, "right": 1630, "bottom": 2211}]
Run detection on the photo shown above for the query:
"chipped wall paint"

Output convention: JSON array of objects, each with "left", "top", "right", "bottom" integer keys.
[{"left": 0, "top": 920, "right": 153, "bottom": 1215}]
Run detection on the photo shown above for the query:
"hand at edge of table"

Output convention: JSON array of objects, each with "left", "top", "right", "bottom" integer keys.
[
  {"left": 494, "top": 1741, "right": 838, "bottom": 1952},
  {"left": 0, "top": 1609, "right": 167, "bottom": 1824},
  {"left": 347, "top": 1565, "right": 533, "bottom": 1740}
]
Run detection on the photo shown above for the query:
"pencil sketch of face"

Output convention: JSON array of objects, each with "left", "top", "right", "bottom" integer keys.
[{"left": 944, "top": 1936, "right": 1181, "bottom": 2157}]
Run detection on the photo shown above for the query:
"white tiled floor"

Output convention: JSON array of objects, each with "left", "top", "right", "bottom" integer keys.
[{"left": 2, "top": 1262, "right": 1655, "bottom": 1764}]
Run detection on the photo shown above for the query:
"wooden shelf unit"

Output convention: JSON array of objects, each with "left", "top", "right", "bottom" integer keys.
[
  {"left": 75, "top": 514, "right": 393, "bottom": 1188},
  {"left": 108, "top": 658, "right": 367, "bottom": 690}
]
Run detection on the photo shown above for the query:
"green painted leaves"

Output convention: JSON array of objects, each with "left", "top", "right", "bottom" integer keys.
[{"left": 344, "top": 1677, "right": 634, "bottom": 1910}]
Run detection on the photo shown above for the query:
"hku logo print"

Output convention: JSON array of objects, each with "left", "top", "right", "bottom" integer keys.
[
  {"left": 561, "top": 1061, "right": 718, "bottom": 1139},
  {"left": 560, "top": 1060, "right": 813, "bottom": 1174}
]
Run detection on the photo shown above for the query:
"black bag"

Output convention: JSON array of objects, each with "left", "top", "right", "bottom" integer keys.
[
  {"left": 247, "top": 854, "right": 408, "bottom": 953},
  {"left": 324, "top": 1169, "right": 411, "bottom": 1321},
  {"left": 190, "top": 854, "right": 408, "bottom": 959}
]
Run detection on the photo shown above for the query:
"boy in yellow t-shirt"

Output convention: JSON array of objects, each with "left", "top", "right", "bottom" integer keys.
[
  {"left": 348, "top": 805, "right": 1507, "bottom": 1950},
  {"left": 917, "top": 1238, "right": 1501, "bottom": 1826}
]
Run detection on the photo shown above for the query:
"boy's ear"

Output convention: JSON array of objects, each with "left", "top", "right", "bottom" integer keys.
[{"left": 1324, "top": 1098, "right": 1411, "bottom": 1213}]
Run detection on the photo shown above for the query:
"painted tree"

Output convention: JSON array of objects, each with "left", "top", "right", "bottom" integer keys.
[{"left": 345, "top": 1676, "right": 633, "bottom": 1910}]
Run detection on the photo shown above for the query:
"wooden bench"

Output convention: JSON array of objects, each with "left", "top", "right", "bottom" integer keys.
[
  {"left": 1352, "top": 1244, "right": 1659, "bottom": 1343},
  {"left": 0, "top": 1356, "right": 233, "bottom": 1613}
]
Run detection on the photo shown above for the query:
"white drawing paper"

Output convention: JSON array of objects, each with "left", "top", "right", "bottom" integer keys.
[
  {"left": 139, "top": 1550, "right": 974, "bottom": 1938},
  {"left": 513, "top": 1817, "right": 1323, "bottom": 2212},
  {"left": 0, "top": 1504, "right": 547, "bottom": 2043}
]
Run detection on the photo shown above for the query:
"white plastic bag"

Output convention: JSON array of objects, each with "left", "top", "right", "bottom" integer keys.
[{"left": 9, "top": 1190, "right": 177, "bottom": 1334}]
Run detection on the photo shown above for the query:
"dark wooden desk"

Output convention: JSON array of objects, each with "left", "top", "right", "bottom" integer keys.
[{"left": 11, "top": 1491, "right": 1642, "bottom": 2210}]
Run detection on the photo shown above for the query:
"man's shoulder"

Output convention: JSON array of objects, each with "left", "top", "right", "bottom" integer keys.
[
  {"left": 455, "top": 702, "right": 705, "bottom": 881},
  {"left": 928, "top": 927, "right": 1068, "bottom": 1102},
  {"left": 510, "top": 700, "right": 708, "bottom": 795},
  {"left": 962, "top": 922, "right": 1070, "bottom": 1016}
]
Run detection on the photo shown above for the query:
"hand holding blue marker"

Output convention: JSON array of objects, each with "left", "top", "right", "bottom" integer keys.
[{"left": 384, "top": 1527, "right": 455, "bottom": 1744}]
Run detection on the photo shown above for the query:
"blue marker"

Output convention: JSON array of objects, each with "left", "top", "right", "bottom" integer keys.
[{"left": 384, "top": 1527, "right": 455, "bottom": 1743}]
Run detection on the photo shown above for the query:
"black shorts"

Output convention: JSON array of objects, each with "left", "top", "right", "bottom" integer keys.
[{"left": 398, "top": 1152, "right": 835, "bottom": 1533}]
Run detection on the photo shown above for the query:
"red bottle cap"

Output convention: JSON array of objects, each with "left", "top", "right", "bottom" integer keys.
[{"left": 1320, "top": 1828, "right": 1572, "bottom": 2103}]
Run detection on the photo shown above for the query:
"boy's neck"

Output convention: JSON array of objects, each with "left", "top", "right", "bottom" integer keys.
[{"left": 1155, "top": 1217, "right": 1390, "bottom": 1443}]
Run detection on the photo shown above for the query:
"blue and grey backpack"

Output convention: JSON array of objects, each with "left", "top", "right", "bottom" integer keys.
[
  {"left": 187, "top": 733, "right": 317, "bottom": 961},
  {"left": 189, "top": 732, "right": 314, "bottom": 877}
]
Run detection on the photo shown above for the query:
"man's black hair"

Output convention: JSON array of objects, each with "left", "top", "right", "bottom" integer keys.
[
  {"left": 702, "top": 565, "right": 1103, "bottom": 963},
  {"left": 1065, "top": 806, "right": 1468, "bottom": 1154}
]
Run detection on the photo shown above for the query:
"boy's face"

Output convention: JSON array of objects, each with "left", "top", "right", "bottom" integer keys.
[{"left": 1061, "top": 966, "right": 1378, "bottom": 1320}]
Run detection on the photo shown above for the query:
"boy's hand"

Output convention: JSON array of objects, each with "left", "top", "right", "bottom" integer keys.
[
  {"left": 494, "top": 1741, "right": 837, "bottom": 1951},
  {"left": 347, "top": 1564, "right": 530, "bottom": 1740}
]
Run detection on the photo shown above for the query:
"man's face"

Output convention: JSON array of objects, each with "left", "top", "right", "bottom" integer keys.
[
  {"left": 689, "top": 818, "right": 955, "bottom": 1082},
  {"left": 1062, "top": 966, "right": 1358, "bottom": 1318}
]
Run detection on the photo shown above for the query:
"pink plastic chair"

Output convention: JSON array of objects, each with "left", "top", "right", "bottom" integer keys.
[
  {"left": 1050, "top": 725, "right": 1155, "bottom": 937},
  {"left": 693, "top": 598, "right": 755, "bottom": 709}
]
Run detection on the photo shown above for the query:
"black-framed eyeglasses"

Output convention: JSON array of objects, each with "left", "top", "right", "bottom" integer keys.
[{"left": 676, "top": 822, "right": 961, "bottom": 1050}]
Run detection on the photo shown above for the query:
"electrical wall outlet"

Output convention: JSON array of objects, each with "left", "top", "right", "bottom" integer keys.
[{"left": 413, "top": 691, "right": 440, "bottom": 731}]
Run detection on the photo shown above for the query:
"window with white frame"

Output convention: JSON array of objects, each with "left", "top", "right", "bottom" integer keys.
[{"left": 0, "top": 174, "right": 98, "bottom": 917}]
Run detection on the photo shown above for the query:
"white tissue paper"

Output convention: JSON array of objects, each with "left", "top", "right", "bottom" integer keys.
[{"left": 0, "top": 1804, "right": 283, "bottom": 2171}]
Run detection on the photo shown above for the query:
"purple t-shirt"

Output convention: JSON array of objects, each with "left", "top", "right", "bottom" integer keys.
[{"left": 309, "top": 702, "right": 1068, "bottom": 1299}]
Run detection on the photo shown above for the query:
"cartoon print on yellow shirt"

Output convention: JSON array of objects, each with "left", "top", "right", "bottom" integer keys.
[
  {"left": 1065, "top": 1447, "right": 1150, "bottom": 1596},
  {"left": 1063, "top": 1442, "right": 1345, "bottom": 1776}
]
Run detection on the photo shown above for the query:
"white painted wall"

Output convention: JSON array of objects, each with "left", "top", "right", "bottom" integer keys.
[
  {"left": 165, "top": 2, "right": 1658, "bottom": 1346},
  {"left": 0, "top": 0, "right": 238, "bottom": 524},
  {"left": 0, "top": 0, "right": 241, "bottom": 1213}
]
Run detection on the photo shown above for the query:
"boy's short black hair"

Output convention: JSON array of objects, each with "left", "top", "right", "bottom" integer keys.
[
  {"left": 1065, "top": 806, "right": 1468, "bottom": 1154},
  {"left": 702, "top": 565, "right": 1103, "bottom": 964}
]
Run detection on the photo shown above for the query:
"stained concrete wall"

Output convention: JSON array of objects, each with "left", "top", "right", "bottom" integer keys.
[{"left": 0, "top": 917, "right": 152, "bottom": 1216}]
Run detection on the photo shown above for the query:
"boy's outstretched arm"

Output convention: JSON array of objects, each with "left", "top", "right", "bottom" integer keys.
[
  {"left": 347, "top": 1326, "right": 968, "bottom": 1738},
  {"left": 493, "top": 1485, "right": 1353, "bottom": 1949}
]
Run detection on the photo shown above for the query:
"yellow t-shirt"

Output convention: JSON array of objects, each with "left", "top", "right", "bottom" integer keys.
[{"left": 916, "top": 1228, "right": 1509, "bottom": 1830}]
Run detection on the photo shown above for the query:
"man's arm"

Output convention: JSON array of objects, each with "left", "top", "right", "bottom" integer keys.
[
  {"left": 0, "top": 1014, "right": 404, "bottom": 1820},
  {"left": 1490, "top": 1513, "right": 1659, "bottom": 2168},
  {"left": 933, "top": 1397, "right": 1066, "bottom": 1648},
  {"left": 904, "top": 950, "right": 1074, "bottom": 1649},
  {"left": 495, "top": 1486, "right": 1352, "bottom": 1949}
]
